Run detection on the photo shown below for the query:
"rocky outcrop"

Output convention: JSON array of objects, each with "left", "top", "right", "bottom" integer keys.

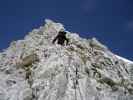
[{"left": 0, "top": 19, "right": 133, "bottom": 100}]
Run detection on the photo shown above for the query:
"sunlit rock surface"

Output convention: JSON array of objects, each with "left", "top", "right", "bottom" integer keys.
[{"left": 0, "top": 19, "right": 133, "bottom": 100}]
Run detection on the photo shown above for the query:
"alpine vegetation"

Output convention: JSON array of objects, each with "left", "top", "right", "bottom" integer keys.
[{"left": 0, "top": 19, "right": 133, "bottom": 100}]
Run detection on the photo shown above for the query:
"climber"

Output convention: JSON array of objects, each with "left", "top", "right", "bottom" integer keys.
[{"left": 52, "top": 29, "right": 69, "bottom": 46}]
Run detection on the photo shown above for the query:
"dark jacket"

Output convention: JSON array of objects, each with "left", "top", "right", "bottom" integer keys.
[{"left": 52, "top": 31, "right": 69, "bottom": 45}]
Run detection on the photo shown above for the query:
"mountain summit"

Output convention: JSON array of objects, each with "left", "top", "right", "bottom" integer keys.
[{"left": 0, "top": 19, "right": 133, "bottom": 100}]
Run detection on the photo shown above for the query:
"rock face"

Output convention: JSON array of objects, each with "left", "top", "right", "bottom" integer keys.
[{"left": 0, "top": 19, "right": 133, "bottom": 100}]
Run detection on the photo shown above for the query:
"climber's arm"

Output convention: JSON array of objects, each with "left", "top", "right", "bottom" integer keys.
[{"left": 52, "top": 35, "right": 58, "bottom": 44}]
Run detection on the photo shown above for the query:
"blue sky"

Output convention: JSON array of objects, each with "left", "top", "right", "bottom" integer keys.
[{"left": 0, "top": 0, "right": 133, "bottom": 60}]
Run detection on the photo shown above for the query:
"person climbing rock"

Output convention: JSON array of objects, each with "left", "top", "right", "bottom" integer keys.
[{"left": 52, "top": 29, "right": 69, "bottom": 46}]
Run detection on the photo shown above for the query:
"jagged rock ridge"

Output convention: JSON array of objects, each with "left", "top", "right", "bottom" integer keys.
[{"left": 0, "top": 19, "right": 133, "bottom": 100}]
